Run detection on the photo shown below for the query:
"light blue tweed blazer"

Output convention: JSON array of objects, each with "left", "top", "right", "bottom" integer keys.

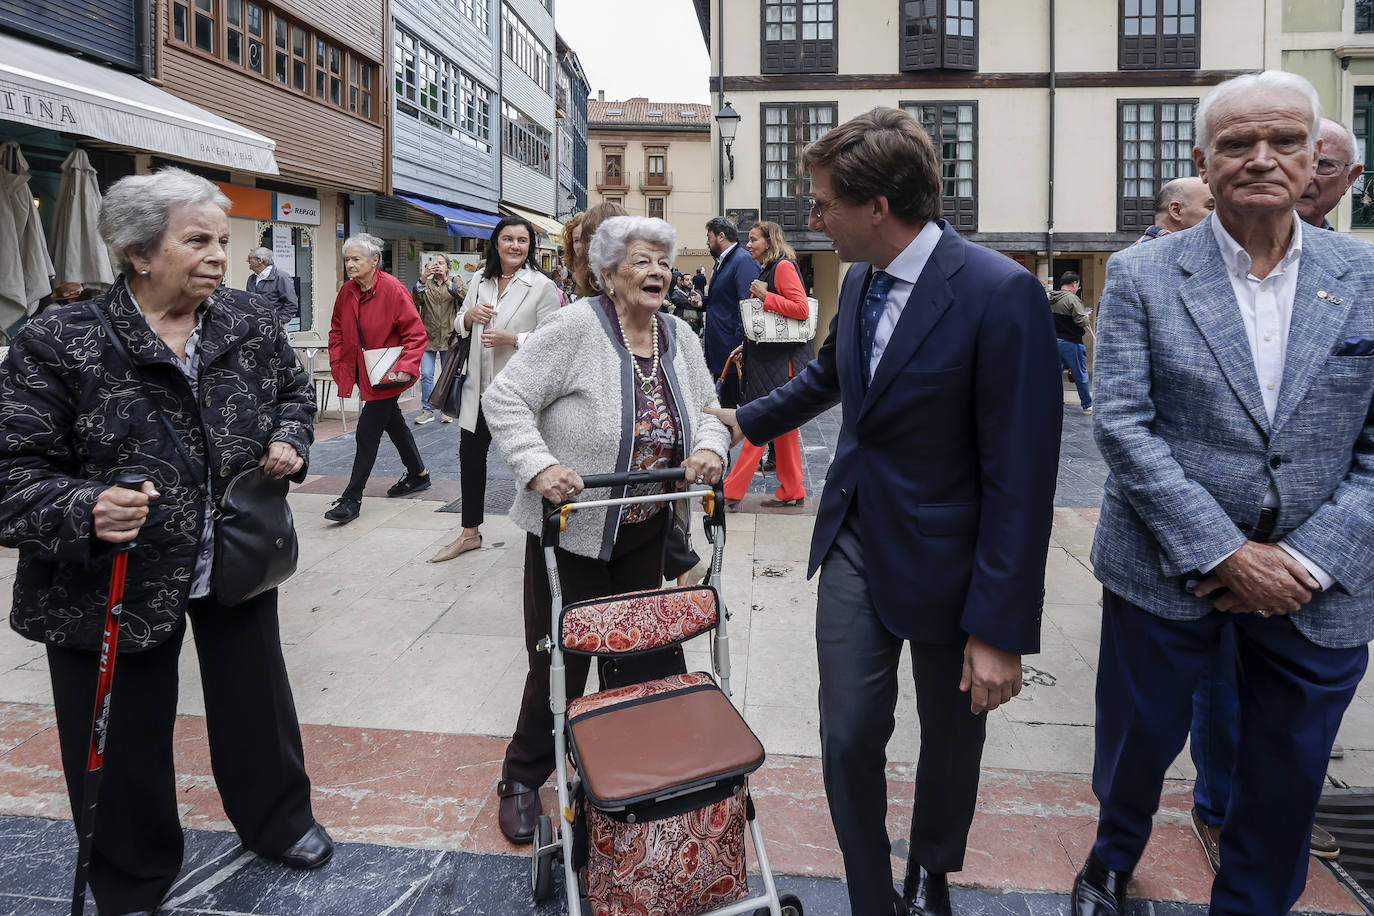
[{"left": 1090, "top": 215, "right": 1374, "bottom": 649}]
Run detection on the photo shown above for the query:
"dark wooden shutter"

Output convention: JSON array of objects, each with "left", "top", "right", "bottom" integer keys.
[{"left": 0, "top": 0, "right": 140, "bottom": 71}]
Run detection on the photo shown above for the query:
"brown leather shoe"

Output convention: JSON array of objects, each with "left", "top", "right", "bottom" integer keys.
[
  {"left": 497, "top": 778, "right": 542, "bottom": 845},
  {"left": 759, "top": 497, "right": 804, "bottom": 508},
  {"left": 1190, "top": 807, "right": 1221, "bottom": 873},
  {"left": 1311, "top": 823, "right": 1340, "bottom": 859}
]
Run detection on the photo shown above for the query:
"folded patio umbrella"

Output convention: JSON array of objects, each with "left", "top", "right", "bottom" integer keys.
[
  {"left": 49, "top": 149, "right": 114, "bottom": 293},
  {"left": 0, "top": 142, "right": 54, "bottom": 326}
]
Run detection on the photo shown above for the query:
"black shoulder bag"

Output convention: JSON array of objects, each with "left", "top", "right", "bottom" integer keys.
[
  {"left": 428, "top": 329, "right": 473, "bottom": 418},
  {"left": 89, "top": 304, "right": 298, "bottom": 606}
]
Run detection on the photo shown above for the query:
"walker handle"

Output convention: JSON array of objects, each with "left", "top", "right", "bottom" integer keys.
[{"left": 579, "top": 468, "right": 689, "bottom": 489}]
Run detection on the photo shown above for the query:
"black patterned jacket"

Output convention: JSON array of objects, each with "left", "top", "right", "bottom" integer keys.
[{"left": 0, "top": 277, "right": 315, "bottom": 652}]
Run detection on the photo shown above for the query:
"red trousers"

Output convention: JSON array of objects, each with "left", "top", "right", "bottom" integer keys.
[{"left": 723, "top": 427, "right": 806, "bottom": 501}]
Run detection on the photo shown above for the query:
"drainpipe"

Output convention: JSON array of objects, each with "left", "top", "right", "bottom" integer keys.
[
  {"left": 137, "top": 0, "right": 155, "bottom": 80},
  {"left": 1046, "top": 0, "right": 1056, "bottom": 286},
  {"left": 716, "top": 0, "right": 726, "bottom": 217}
]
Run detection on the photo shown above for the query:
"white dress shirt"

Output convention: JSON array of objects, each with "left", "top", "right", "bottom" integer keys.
[
  {"left": 255, "top": 264, "right": 275, "bottom": 283},
  {"left": 712, "top": 242, "right": 738, "bottom": 272},
  {"left": 868, "top": 221, "right": 944, "bottom": 381},
  {"left": 1201, "top": 213, "right": 1332, "bottom": 589}
]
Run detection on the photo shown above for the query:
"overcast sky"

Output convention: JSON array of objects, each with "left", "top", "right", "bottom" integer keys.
[{"left": 556, "top": 0, "right": 712, "bottom": 104}]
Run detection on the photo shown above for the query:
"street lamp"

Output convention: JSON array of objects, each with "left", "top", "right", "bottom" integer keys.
[
  {"left": 565, "top": 191, "right": 578, "bottom": 218},
  {"left": 715, "top": 102, "right": 740, "bottom": 182}
]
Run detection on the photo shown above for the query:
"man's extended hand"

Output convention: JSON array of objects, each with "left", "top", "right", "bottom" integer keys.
[
  {"left": 1192, "top": 541, "right": 1320, "bottom": 615},
  {"left": 703, "top": 406, "right": 744, "bottom": 447},
  {"left": 960, "top": 636, "right": 1023, "bottom": 715}
]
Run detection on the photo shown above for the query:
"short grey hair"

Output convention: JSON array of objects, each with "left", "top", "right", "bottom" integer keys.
[
  {"left": 1195, "top": 70, "right": 1321, "bottom": 158},
  {"left": 250, "top": 246, "right": 273, "bottom": 265},
  {"left": 99, "top": 167, "right": 231, "bottom": 273},
  {"left": 342, "top": 232, "right": 383, "bottom": 260},
  {"left": 1320, "top": 116, "right": 1359, "bottom": 162},
  {"left": 587, "top": 216, "right": 678, "bottom": 279}
]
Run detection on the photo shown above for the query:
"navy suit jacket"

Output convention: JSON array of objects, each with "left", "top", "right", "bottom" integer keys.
[
  {"left": 738, "top": 222, "right": 1062, "bottom": 653},
  {"left": 703, "top": 244, "right": 760, "bottom": 377}
]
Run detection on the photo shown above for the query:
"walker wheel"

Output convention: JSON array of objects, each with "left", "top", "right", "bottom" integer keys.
[
  {"left": 530, "top": 814, "right": 555, "bottom": 901},
  {"left": 754, "top": 892, "right": 802, "bottom": 915}
]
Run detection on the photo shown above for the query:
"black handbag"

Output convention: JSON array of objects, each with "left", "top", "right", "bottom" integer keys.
[
  {"left": 90, "top": 304, "right": 300, "bottom": 606},
  {"left": 213, "top": 466, "right": 299, "bottom": 605},
  {"left": 429, "top": 330, "right": 472, "bottom": 418}
]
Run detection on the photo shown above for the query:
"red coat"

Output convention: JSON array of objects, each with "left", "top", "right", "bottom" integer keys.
[{"left": 328, "top": 270, "right": 427, "bottom": 401}]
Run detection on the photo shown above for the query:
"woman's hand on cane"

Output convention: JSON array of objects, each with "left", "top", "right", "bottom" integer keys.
[{"left": 92, "top": 481, "right": 160, "bottom": 544}]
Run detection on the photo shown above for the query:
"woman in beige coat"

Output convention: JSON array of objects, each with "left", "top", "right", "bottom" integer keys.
[{"left": 431, "top": 215, "right": 560, "bottom": 561}]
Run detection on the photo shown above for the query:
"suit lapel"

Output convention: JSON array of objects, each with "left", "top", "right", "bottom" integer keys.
[
  {"left": 837, "top": 263, "right": 869, "bottom": 399},
  {"left": 1178, "top": 232, "right": 1271, "bottom": 435},
  {"left": 1272, "top": 244, "right": 1352, "bottom": 434},
  {"left": 859, "top": 226, "right": 961, "bottom": 418}
]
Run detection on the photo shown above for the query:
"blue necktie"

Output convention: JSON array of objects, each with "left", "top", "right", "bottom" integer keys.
[{"left": 859, "top": 270, "right": 895, "bottom": 386}]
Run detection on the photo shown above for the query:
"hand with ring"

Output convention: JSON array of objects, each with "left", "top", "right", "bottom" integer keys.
[{"left": 531, "top": 464, "right": 583, "bottom": 504}]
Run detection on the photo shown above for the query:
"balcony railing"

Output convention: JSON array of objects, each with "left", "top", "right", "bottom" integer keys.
[
  {"left": 595, "top": 169, "right": 628, "bottom": 190},
  {"left": 639, "top": 171, "right": 673, "bottom": 191}
]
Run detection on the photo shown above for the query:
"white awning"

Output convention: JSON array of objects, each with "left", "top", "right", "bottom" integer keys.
[
  {"left": 501, "top": 203, "right": 564, "bottom": 246},
  {"left": 0, "top": 33, "right": 278, "bottom": 175}
]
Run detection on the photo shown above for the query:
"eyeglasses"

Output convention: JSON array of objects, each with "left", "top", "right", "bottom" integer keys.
[
  {"left": 803, "top": 195, "right": 839, "bottom": 220},
  {"left": 1315, "top": 157, "right": 1355, "bottom": 177}
]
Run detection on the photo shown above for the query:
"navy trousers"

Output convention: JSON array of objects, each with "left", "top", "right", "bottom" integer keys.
[{"left": 1091, "top": 589, "right": 1366, "bottom": 914}]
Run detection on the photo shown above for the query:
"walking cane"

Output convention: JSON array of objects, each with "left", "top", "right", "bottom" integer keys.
[{"left": 70, "top": 473, "right": 146, "bottom": 916}]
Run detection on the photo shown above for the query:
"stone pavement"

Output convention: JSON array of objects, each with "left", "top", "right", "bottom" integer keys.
[{"left": 0, "top": 386, "right": 1368, "bottom": 914}]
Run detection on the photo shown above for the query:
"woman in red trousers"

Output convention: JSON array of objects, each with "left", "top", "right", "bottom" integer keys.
[{"left": 723, "top": 220, "right": 811, "bottom": 508}]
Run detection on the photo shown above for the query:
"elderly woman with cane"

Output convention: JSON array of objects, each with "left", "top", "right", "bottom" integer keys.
[
  {"left": 481, "top": 215, "right": 730, "bottom": 844},
  {"left": 0, "top": 168, "right": 331, "bottom": 916}
]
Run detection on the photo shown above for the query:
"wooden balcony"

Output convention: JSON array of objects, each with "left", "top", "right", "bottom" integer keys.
[
  {"left": 639, "top": 171, "right": 673, "bottom": 191},
  {"left": 595, "top": 169, "right": 628, "bottom": 190}
]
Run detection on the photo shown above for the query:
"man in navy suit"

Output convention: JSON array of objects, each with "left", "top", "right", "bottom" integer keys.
[
  {"left": 708, "top": 108, "right": 1061, "bottom": 916},
  {"left": 703, "top": 216, "right": 759, "bottom": 407},
  {"left": 1072, "top": 71, "right": 1374, "bottom": 916}
]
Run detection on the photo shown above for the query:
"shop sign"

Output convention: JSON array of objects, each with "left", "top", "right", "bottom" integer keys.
[
  {"left": 214, "top": 183, "right": 272, "bottom": 220},
  {"left": 273, "top": 193, "right": 321, "bottom": 225}
]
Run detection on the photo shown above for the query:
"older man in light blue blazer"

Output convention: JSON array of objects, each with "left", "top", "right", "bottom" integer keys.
[{"left": 1072, "top": 71, "right": 1374, "bottom": 916}]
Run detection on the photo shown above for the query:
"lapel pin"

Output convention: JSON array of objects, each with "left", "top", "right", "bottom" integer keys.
[{"left": 1317, "top": 290, "right": 1343, "bottom": 305}]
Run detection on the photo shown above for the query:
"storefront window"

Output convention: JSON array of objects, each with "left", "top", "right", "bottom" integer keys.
[{"left": 257, "top": 224, "right": 315, "bottom": 331}]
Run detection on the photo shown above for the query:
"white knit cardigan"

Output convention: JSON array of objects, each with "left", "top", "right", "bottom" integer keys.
[{"left": 482, "top": 297, "right": 731, "bottom": 560}]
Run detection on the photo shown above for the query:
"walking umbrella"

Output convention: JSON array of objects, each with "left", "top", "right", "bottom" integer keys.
[
  {"left": 0, "top": 142, "right": 54, "bottom": 326},
  {"left": 49, "top": 150, "right": 114, "bottom": 293}
]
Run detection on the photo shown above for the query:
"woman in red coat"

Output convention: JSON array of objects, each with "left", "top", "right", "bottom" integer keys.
[{"left": 325, "top": 232, "right": 431, "bottom": 523}]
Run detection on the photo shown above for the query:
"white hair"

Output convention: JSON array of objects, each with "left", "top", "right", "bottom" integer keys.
[
  {"left": 587, "top": 216, "right": 678, "bottom": 279},
  {"left": 250, "top": 246, "right": 274, "bottom": 265},
  {"left": 1195, "top": 70, "right": 1321, "bottom": 158},
  {"left": 342, "top": 232, "right": 383, "bottom": 260},
  {"left": 1320, "top": 116, "right": 1359, "bottom": 162},
  {"left": 99, "top": 167, "right": 231, "bottom": 273}
]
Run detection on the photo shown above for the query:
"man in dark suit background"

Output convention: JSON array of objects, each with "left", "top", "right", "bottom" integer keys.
[
  {"left": 702, "top": 216, "right": 759, "bottom": 408},
  {"left": 707, "top": 107, "right": 1061, "bottom": 916},
  {"left": 246, "top": 247, "right": 299, "bottom": 326}
]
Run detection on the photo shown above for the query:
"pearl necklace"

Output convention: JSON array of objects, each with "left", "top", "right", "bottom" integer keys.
[{"left": 629, "top": 317, "right": 660, "bottom": 393}]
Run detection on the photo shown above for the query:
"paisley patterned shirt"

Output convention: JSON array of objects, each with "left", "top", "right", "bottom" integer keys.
[{"left": 601, "top": 300, "right": 683, "bottom": 523}]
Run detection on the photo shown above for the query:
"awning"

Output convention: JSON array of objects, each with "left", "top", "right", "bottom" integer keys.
[
  {"left": 396, "top": 193, "right": 500, "bottom": 239},
  {"left": 501, "top": 203, "right": 564, "bottom": 245},
  {"left": 0, "top": 32, "right": 278, "bottom": 175}
]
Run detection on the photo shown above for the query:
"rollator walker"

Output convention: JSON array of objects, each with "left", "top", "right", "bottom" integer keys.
[{"left": 529, "top": 467, "right": 803, "bottom": 916}]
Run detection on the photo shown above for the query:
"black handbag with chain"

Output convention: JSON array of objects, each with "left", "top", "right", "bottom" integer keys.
[{"left": 90, "top": 304, "right": 299, "bottom": 606}]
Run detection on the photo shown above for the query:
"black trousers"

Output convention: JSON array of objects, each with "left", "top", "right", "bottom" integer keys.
[
  {"left": 458, "top": 408, "right": 493, "bottom": 528},
  {"left": 47, "top": 590, "right": 316, "bottom": 914},
  {"left": 342, "top": 395, "right": 425, "bottom": 501},
  {"left": 816, "top": 515, "right": 986, "bottom": 916},
  {"left": 503, "top": 511, "right": 672, "bottom": 788}
]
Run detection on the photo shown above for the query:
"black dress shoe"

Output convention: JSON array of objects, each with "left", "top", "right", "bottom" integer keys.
[
  {"left": 271, "top": 822, "right": 334, "bottom": 870},
  {"left": 1070, "top": 852, "right": 1130, "bottom": 915},
  {"left": 498, "top": 778, "right": 543, "bottom": 844},
  {"left": 901, "top": 865, "right": 951, "bottom": 916}
]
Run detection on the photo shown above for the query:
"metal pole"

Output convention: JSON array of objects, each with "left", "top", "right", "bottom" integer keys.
[
  {"left": 716, "top": 0, "right": 726, "bottom": 216},
  {"left": 1047, "top": 0, "right": 1056, "bottom": 287}
]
